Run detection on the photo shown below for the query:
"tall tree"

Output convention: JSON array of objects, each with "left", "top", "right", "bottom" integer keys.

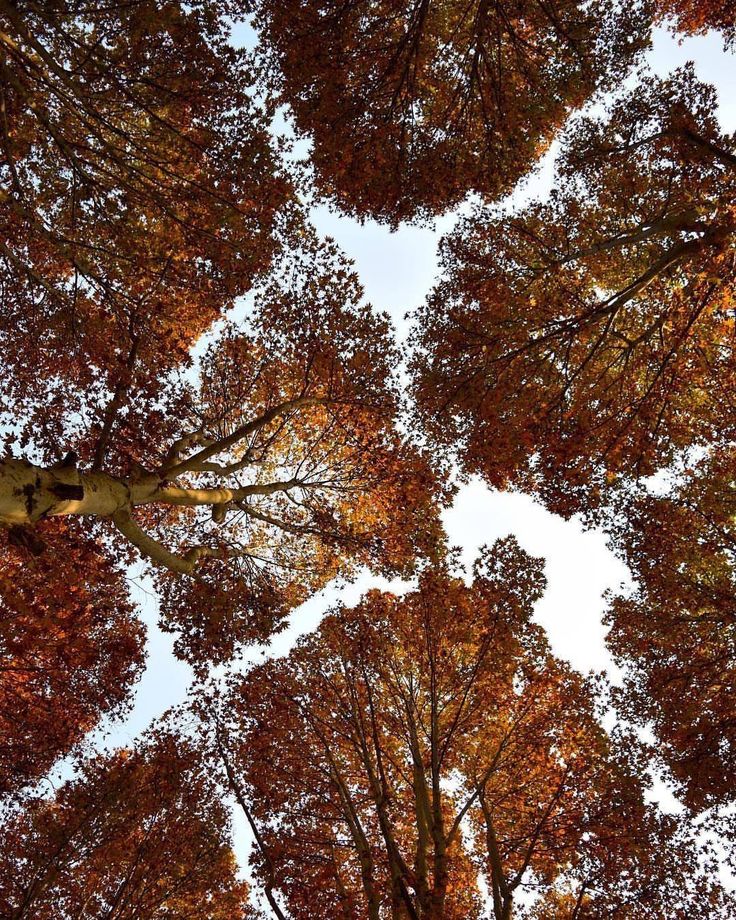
[
  {"left": 1, "top": 231, "right": 441, "bottom": 666},
  {"left": 410, "top": 68, "right": 736, "bottom": 515},
  {"left": 0, "top": 729, "right": 253, "bottom": 919},
  {"left": 0, "top": 0, "right": 289, "bottom": 435},
  {"left": 0, "top": 518, "right": 145, "bottom": 797},
  {"left": 604, "top": 444, "right": 736, "bottom": 814},
  {"left": 211, "top": 540, "right": 729, "bottom": 919},
  {"left": 252, "top": 0, "right": 650, "bottom": 223},
  {"left": 0, "top": 2, "right": 440, "bottom": 776}
]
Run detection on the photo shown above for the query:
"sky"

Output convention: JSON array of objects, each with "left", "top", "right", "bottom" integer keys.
[{"left": 57, "top": 16, "right": 736, "bottom": 899}]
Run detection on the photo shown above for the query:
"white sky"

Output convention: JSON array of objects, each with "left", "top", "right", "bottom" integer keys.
[{"left": 61, "top": 19, "right": 736, "bottom": 903}]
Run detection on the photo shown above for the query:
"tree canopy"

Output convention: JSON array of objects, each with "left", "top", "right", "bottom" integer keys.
[
  {"left": 2, "top": 0, "right": 735, "bottom": 915},
  {"left": 655, "top": 0, "right": 736, "bottom": 45},
  {"left": 0, "top": 227, "right": 441, "bottom": 672},
  {"left": 0, "top": 0, "right": 288, "bottom": 411},
  {"left": 0, "top": 518, "right": 144, "bottom": 797},
  {"left": 604, "top": 445, "right": 736, "bottom": 814},
  {"left": 253, "top": 0, "right": 651, "bottom": 222},
  {"left": 410, "top": 67, "right": 736, "bottom": 515},
  {"left": 0, "top": 729, "right": 252, "bottom": 919},
  {"left": 213, "top": 542, "right": 732, "bottom": 918}
]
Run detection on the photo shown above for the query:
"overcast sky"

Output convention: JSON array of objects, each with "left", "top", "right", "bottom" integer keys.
[{"left": 59, "top": 19, "right": 736, "bottom": 897}]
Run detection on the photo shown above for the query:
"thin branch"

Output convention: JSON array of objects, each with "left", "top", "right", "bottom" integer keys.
[{"left": 161, "top": 397, "right": 324, "bottom": 479}]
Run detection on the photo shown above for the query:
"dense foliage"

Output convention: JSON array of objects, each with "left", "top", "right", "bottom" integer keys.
[
  {"left": 253, "top": 0, "right": 651, "bottom": 222},
  {"left": 214, "top": 541, "right": 730, "bottom": 918},
  {"left": 411, "top": 68, "right": 736, "bottom": 515},
  {"left": 1, "top": 0, "right": 734, "bottom": 916}
]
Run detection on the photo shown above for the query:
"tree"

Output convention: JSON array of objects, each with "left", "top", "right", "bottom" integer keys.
[
  {"left": 1, "top": 230, "right": 442, "bottom": 666},
  {"left": 252, "top": 0, "right": 650, "bottom": 223},
  {"left": 410, "top": 68, "right": 736, "bottom": 515},
  {"left": 0, "top": 0, "right": 289, "bottom": 438},
  {"left": 604, "top": 444, "right": 736, "bottom": 814},
  {"left": 0, "top": 518, "right": 145, "bottom": 798},
  {"left": 0, "top": 729, "right": 253, "bottom": 919},
  {"left": 0, "top": 1, "right": 440, "bottom": 804},
  {"left": 211, "top": 540, "right": 729, "bottom": 919},
  {"left": 655, "top": 0, "right": 735, "bottom": 45}
]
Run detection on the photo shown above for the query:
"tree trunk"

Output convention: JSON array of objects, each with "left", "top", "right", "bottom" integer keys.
[{"left": 0, "top": 458, "right": 158, "bottom": 524}]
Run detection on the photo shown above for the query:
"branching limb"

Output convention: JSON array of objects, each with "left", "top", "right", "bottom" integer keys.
[
  {"left": 161, "top": 431, "right": 215, "bottom": 469},
  {"left": 680, "top": 127, "right": 736, "bottom": 172},
  {"left": 161, "top": 397, "right": 324, "bottom": 478},
  {"left": 145, "top": 478, "right": 306, "bottom": 508},
  {"left": 214, "top": 724, "right": 288, "bottom": 920},
  {"left": 237, "top": 502, "right": 331, "bottom": 540},
  {"left": 110, "top": 508, "right": 218, "bottom": 575}
]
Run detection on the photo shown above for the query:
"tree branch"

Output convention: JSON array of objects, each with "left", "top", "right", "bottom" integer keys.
[
  {"left": 146, "top": 479, "right": 305, "bottom": 508},
  {"left": 161, "top": 397, "right": 324, "bottom": 479},
  {"left": 215, "top": 728, "right": 288, "bottom": 920},
  {"left": 110, "top": 508, "right": 218, "bottom": 575},
  {"left": 680, "top": 127, "right": 736, "bottom": 172}
]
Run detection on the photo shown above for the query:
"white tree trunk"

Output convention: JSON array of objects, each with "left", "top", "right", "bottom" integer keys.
[{"left": 0, "top": 459, "right": 157, "bottom": 525}]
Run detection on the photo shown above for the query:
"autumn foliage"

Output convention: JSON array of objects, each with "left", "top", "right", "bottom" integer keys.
[
  {"left": 0, "top": 519, "right": 144, "bottom": 798},
  {"left": 655, "top": 0, "right": 736, "bottom": 45},
  {"left": 411, "top": 68, "right": 736, "bottom": 515},
  {"left": 253, "top": 0, "right": 651, "bottom": 222},
  {"left": 0, "top": 0, "right": 289, "bottom": 418},
  {"left": 604, "top": 445, "right": 736, "bottom": 813},
  {"left": 149, "top": 235, "right": 444, "bottom": 664},
  {"left": 0, "top": 730, "right": 252, "bottom": 919},
  {"left": 214, "top": 543, "right": 731, "bottom": 918},
  {"left": 1, "top": 0, "right": 736, "bottom": 916}
]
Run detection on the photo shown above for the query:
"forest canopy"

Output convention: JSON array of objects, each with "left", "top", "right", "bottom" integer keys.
[{"left": 1, "top": 1, "right": 735, "bottom": 917}]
